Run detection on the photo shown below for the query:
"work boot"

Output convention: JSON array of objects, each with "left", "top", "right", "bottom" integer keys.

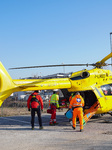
[
  {"left": 31, "top": 127, "right": 34, "bottom": 130},
  {"left": 54, "top": 122, "right": 58, "bottom": 125},
  {"left": 49, "top": 123, "right": 55, "bottom": 126},
  {"left": 39, "top": 126, "right": 44, "bottom": 130},
  {"left": 72, "top": 126, "right": 76, "bottom": 130}
]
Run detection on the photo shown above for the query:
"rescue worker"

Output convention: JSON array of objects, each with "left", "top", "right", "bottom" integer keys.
[
  {"left": 49, "top": 89, "right": 60, "bottom": 125},
  {"left": 69, "top": 92, "right": 84, "bottom": 132},
  {"left": 27, "top": 90, "right": 43, "bottom": 130}
]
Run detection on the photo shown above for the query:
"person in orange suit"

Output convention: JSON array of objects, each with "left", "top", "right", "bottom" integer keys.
[{"left": 69, "top": 92, "right": 84, "bottom": 132}]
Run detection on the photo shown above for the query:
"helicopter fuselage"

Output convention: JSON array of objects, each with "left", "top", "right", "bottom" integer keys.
[{"left": 67, "top": 68, "right": 112, "bottom": 114}]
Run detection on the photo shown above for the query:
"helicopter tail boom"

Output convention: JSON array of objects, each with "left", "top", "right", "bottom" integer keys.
[
  {"left": 12, "top": 78, "right": 71, "bottom": 92},
  {"left": 0, "top": 62, "right": 72, "bottom": 107}
]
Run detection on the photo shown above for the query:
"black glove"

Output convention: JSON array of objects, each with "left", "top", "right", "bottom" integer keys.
[{"left": 28, "top": 108, "right": 30, "bottom": 111}]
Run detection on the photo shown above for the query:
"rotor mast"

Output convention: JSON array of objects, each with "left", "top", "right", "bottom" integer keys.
[{"left": 95, "top": 52, "right": 112, "bottom": 68}]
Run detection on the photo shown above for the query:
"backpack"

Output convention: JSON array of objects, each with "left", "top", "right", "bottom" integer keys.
[{"left": 31, "top": 93, "right": 40, "bottom": 104}]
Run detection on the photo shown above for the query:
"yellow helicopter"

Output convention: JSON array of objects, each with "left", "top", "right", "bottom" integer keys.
[{"left": 1, "top": 52, "right": 112, "bottom": 118}]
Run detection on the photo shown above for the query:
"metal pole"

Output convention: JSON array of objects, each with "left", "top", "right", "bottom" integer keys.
[
  {"left": 62, "top": 63, "right": 65, "bottom": 73},
  {"left": 110, "top": 32, "right": 112, "bottom": 53},
  {"left": 110, "top": 32, "right": 112, "bottom": 69}
]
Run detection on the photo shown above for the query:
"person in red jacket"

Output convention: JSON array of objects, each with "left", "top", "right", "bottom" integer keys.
[{"left": 27, "top": 90, "right": 43, "bottom": 130}]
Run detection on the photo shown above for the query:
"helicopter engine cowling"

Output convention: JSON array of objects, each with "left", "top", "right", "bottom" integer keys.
[{"left": 81, "top": 71, "right": 90, "bottom": 78}]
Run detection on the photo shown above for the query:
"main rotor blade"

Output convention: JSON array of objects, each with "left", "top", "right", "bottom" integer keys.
[
  {"left": 9, "top": 63, "right": 95, "bottom": 70},
  {"left": 95, "top": 52, "right": 112, "bottom": 68},
  {"left": 100, "top": 52, "right": 112, "bottom": 64},
  {"left": 107, "top": 64, "right": 112, "bottom": 65}
]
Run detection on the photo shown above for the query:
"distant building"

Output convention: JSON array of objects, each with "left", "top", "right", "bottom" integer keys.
[
  {"left": 23, "top": 72, "right": 72, "bottom": 79},
  {"left": 41, "top": 72, "right": 72, "bottom": 79}
]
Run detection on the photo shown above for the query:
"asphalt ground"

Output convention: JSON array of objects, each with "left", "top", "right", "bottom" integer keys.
[{"left": 0, "top": 111, "right": 112, "bottom": 150}]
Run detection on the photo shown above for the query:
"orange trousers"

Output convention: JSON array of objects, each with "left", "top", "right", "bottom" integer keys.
[{"left": 72, "top": 107, "right": 83, "bottom": 130}]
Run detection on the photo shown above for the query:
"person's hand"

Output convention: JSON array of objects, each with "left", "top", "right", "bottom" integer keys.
[{"left": 41, "top": 109, "right": 43, "bottom": 112}]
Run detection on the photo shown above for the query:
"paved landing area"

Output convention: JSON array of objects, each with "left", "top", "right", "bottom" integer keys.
[{"left": 0, "top": 112, "right": 112, "bottom": 150}]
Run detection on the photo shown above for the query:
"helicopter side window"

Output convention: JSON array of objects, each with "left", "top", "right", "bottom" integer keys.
[
  {"left": 110, "top": 86, "right": 112, "bottom": 94},
  {"left": 101, "top": 84, "right": 112, "bottom": 95}
]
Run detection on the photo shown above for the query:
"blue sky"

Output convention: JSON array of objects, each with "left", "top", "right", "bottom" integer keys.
[{"left": 0, "top": 0, "right": 112, "bottom": 79}]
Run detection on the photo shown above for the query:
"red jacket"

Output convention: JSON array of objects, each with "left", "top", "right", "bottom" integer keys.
[{"left": 27, "top": 92, "right": 43, "bottom": 110}]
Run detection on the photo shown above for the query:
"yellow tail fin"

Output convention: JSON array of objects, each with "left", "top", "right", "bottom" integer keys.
[{"left": 0, "top": 62, "right": 16, "bottom": 106}]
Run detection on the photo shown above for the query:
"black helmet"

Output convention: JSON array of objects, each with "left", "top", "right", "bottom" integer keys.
[
  {"left": 34, "top": 90, "right": 39, "bottom": 93},
  {"left": 76, "top": 92, "right": 80, "bottom": 95}
]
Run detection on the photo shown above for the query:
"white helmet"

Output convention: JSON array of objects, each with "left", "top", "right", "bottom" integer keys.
[{"left": 53, "top": 89, "right": 58, "bottom": 92}]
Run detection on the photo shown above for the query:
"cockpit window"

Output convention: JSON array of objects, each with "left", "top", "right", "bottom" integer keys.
[{"left": 101, "top": 84, "right": 112, "bottom": 95}]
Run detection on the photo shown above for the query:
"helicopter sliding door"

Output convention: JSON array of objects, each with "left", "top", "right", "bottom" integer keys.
[
  {"left": 59, "top": 89, "right": 98, "bottom": 110},
  {"left": 60, "top": 88, "right": 109, "bottom": 114},
  {"left": 81, "top": 90, "right": 97, "bottom": 110},
  {"left": 91, "top": 87, "right": 107, "bottom": 113}
]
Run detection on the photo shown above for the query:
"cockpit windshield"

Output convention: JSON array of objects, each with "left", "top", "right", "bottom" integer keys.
[{"left": 101, "top": 84, "right": 112, "bottom": 95}]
